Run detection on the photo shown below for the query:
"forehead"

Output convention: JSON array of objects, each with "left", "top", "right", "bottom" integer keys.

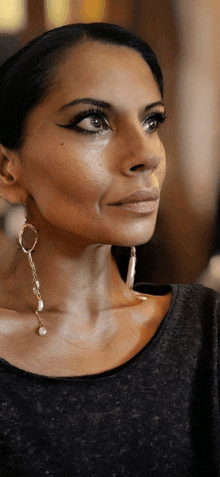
[{"left": 47, "top": 41, "right": 161, "bottom": 109}]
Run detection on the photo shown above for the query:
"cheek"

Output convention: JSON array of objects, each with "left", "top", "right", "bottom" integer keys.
[
  {"left": 55, "top": 142, "right": 111, "bottom": 201},
  {"left": 159, "top": 152, "right": 166, "bottom": 183},
  {"left": 151, "top": 143, "right": 166, "bottom": 189},
  {"left": 22, "top": 138, "right": 111, "bottom": 208}
]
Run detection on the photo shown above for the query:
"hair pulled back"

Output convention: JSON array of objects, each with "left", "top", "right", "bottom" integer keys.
[{"left": 0, "top": 22, "right": 163, "bottom": 150}]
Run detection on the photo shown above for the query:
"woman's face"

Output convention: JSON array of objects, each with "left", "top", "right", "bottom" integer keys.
[{"left": 18, "top": 41, "right": 166, "bottom": 247}]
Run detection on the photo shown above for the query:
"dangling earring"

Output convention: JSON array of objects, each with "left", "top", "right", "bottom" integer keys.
[
  {"left": 126, "top": 246, "right": 147, "bottom": 301},
  {"left": 126, "top": 246, "right": 136, "bottom": 289},
  {"left": 18, "top": 219, "right": 47, "bottom": 336}
]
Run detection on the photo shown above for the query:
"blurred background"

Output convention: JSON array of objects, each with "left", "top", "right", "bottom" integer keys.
[{"left": 0, "top": 0, "right": 219, "bottom": 289}]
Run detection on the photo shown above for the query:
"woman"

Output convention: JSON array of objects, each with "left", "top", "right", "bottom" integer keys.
[{"left": 0, "top": 23, "right": 219, "bottom": 476}]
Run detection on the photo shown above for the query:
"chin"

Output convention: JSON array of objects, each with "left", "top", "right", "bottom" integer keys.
[
  {"left": 111, "top": 238, "right": 153, "bottom": 248},
  {"left": 109, "top": 228, "right": 156, "bottom": 248},
  {"left": 105, "top": 209, "right": 158, "bottom": 248}
]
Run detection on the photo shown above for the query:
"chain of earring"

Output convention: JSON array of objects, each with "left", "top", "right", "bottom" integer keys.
[
  {"left": 18, "top": 221, "right": 47, "bottom": 336},
  {"left": 27, "top": 250, "right": 47, "bottom": 335}
]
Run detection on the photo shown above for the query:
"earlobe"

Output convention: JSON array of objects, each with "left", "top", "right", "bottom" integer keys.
[{"left": 0, "top": 144, "right": 29, "bottom": 204}]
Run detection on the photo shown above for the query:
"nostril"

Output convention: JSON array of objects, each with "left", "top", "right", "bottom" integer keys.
[{"left": 130, "top": 163, "right": 145, "bottom": 171}]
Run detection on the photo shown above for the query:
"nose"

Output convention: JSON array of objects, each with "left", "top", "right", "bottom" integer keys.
[{"left": 116, "top": 121, "right": 164, "bottom": 176}]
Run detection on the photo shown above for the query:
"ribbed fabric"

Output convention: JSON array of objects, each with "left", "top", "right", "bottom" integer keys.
[{"left": 0, "top": 283, "right": 219, "bottom": 476}]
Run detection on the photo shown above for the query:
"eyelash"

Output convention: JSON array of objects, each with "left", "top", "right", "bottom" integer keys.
[
  {"left": 59, "top": 108, "right": 166, "bottom": 135},
  {"left": 64, "top": 108, "right": 108, "bottom": 135},
  {"left": 143, "top": 111, "right": 167, "bottom": 133}
]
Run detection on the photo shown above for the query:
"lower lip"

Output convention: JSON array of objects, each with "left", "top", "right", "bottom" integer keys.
[{"left": 110, "top": 199, "right": 159, "bottom": 214}]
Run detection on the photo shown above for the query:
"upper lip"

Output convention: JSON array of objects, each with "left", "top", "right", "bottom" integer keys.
[{"left": 110, "top": 189, "right": 160, "bottom": 205}]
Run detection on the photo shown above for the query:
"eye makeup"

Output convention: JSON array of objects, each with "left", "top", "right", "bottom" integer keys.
[
  {"left": 56, "top": 108, "right": 109, "bottom": 135},
  {"left": 142, "top": 110, "right": 167, "bottom": 133},
  {"left": 56, "top": 107, "right": 166, "bottom": 136}
]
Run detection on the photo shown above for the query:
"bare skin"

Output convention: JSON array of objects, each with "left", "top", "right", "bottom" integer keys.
[{"left": 0, "top": 41, "right": 171, "bottom": 377}]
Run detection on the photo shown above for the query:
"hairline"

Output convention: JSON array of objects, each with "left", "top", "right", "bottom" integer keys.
[{"left": 43, "top": 36, "right": 162, "bottom": 100}]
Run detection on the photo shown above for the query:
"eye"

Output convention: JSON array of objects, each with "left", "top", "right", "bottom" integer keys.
[
  {"left": 77, "top": 114, "right": 108, "bottom": 132},
  {"left": 56, "top": 108, "right": 110, "bottom": 135},
  {"left": 142, "top": 111, "right": 166, "bottom": 134}
]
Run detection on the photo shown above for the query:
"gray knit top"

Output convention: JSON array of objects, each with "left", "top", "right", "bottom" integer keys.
[{"left": 0, "top": 283, "right": 219, "bottom": 476}]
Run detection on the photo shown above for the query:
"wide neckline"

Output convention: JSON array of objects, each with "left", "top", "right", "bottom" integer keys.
[{"left": 0, "top": 283, "right": 178, "bottom": 382}]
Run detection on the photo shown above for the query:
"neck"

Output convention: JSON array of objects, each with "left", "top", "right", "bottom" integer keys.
[{"left": 9, "top": 225, "right": 132, "bottom": 321}]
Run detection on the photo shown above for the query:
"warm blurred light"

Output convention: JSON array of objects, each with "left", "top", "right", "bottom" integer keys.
[
  {"left": 0, "top": 0, "right": 27, "bottom": 32},
  {"left": 46, "top": 0, "right": 71, "bottom": 27},
  {"left": 80, "top": 0, "right": 105, "bottom": 22}
]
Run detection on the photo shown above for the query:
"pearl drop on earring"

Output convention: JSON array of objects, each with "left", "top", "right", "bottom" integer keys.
[{"left": 133, "top": 291, "right": 147, "bottom": 301}]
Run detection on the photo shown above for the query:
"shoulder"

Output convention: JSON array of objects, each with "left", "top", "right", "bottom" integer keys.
[
  {"left": 136, "top": 281, "right": 220, "bottom": 327},
  {"left": 169, "top": 284, "right": 220, "bottom": 348},
  {"left": 172, "top": 283, "right": 220, "bottom": 314},
  {"left": 135, "top": 281, "right": 220, "bottom": 306}
]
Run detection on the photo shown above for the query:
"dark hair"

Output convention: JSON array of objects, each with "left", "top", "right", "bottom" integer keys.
[{"left": 0, "top": 22, "right": 163, "bottom": 150}]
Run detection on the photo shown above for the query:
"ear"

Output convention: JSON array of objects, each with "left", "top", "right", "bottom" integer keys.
[{"left": 0, "top": 144, "right": 29, "bottom": 204}]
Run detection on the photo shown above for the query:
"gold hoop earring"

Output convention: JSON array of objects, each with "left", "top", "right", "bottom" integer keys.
[{"left": 19, "top": 221, "right": 47, "bottom": 336}]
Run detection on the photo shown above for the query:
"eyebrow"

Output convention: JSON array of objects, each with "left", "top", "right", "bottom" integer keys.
[
  {"left": 59, "top": 98, "right": 111, "bottom": 111},
  {"left": 59, "top": 98, "right": 164, "bottom": 112}
]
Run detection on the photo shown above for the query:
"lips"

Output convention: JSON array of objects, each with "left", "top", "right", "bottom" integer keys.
[{"left": 110, "top": 188, "right": 160, "bottom": 205}]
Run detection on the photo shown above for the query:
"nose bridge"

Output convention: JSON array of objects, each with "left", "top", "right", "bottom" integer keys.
[{"left": 118, "top": 119, "right": 161, "bottom": 173}]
